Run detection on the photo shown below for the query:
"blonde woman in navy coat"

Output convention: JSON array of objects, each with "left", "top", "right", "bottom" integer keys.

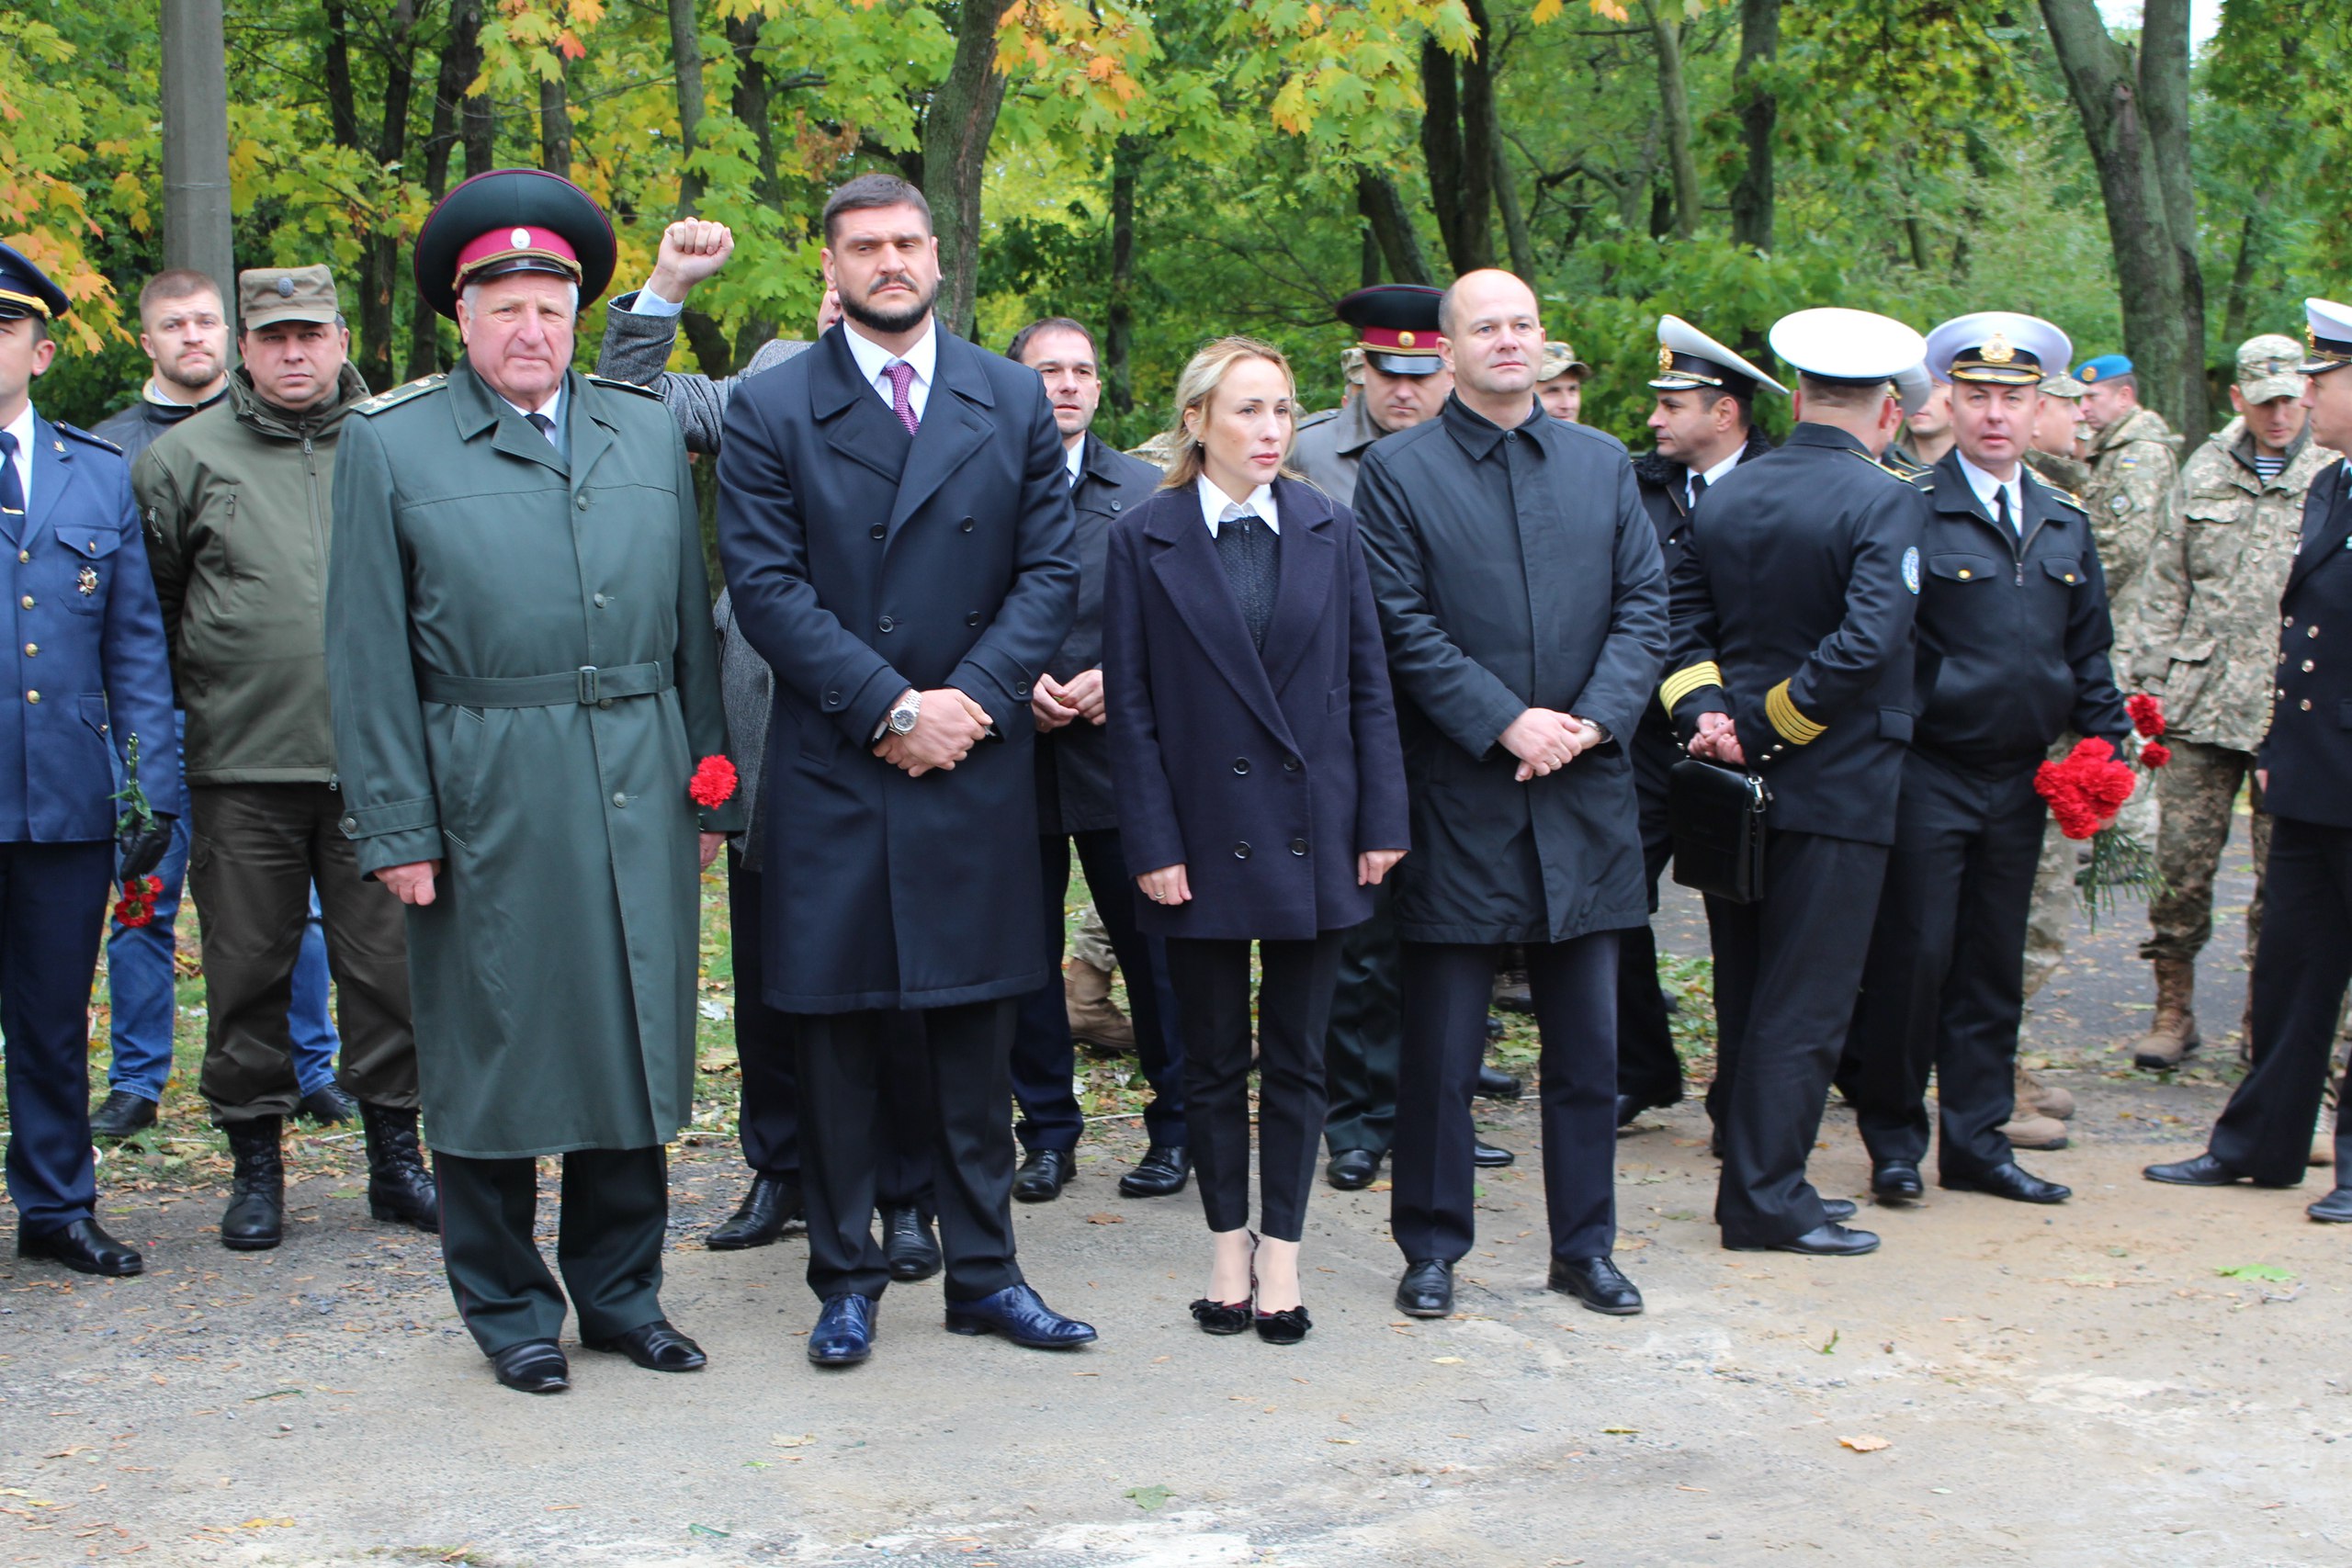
[{"left": 1103, "top": 337, "right": 1409, "bottom": 1343}]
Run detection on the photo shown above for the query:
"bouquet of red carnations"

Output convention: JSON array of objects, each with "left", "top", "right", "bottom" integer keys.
[{"left": 2035, "top": 695, "right": 2171, "bottom": 919}]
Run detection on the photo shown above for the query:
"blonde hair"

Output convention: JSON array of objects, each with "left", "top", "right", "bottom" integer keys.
[{"left": 1157, "top": 335, "right": 1299, "bottom": 491}]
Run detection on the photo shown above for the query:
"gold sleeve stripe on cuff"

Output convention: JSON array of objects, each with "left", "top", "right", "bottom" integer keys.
[
  {"left": 1659, "top": 661, "right": 1724, "bottom": 715},
  {"left": 1765, "top": 679, "right": 1825, "bottom": 744}
]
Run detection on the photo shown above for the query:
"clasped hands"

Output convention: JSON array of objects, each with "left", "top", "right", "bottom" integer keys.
[
  {"left": 1686, "top": 711, "right": 1747, "bottom": 766},
  {"left": 1136, "top": 848, "right": 1405, "bottom": 908},
  {"left": 1031, "top": 668, "right": 1105, "bottom": 732},
  {"left": 1498, "top": 706, "right": 1608, "bottom": 783},
  {"left": 874, "top": 686, "right": 995, "bottom": 776}
]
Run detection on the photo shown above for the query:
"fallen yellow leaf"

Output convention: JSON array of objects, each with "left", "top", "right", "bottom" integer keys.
[{"left": 1838, "top": 1435, "right": 1891, "bottom": 1453}]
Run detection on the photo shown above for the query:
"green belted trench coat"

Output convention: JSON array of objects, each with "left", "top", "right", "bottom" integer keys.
[{"left": 325, "top": 362, "right": 741, "bottom": 1157}]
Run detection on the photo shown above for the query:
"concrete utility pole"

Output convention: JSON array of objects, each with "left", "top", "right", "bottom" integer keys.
[{"left": 159, "top": 0, "right": 236, "bottom": 333}]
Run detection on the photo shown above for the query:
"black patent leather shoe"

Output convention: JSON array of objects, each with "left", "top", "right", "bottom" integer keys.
[
  {"left": 586, "top": 1318, "right": 706, "bottom": 1371},
  {"left": 88, "top": 1090, "right": 159, "bottom": 1140},
  {"left": 1395, "top": 1258, "right": 1454, "bottom": 1317},
  {"left": 1615, "top": 1093, "right": 1674, "bottom": 1129},
  {"left": 2308, "top": 1186, "right": 2352, "bottom": 1224},
  {"left": 1871, "top": 1160, "right": 1925, "bottom": 1201},
  {"left": 808, "top": 1293, "right": 877, "bottom": 1367},
  {"left": 299, "top": 1082, "right": 358, "bottom": 1125},
  {"left": 490, "top": 1339, "right": 570, "bottom": 1393},
  {"left": 1731, "top": 1224, "right": 1881, "bottom": 1257},
  {"left": 1119, "top": 1145, "right": 1190, "bottom": 1198},
  {"left": 2143, "top": 1153, "right": 2245, "bottom": 1187},
  {"left": 17, "top": 1219, "right": 142, "bottom": 1277},
  {"left": 1254, "top": 1303, "right": 1312, "bottom": 1345},
  {"left": 1941, "top": 1162, "right": 2071, "bottom": 1204},
  {"left": 881, "top": 1205, "right": 942, "bottom": 1281},
  {"left": 1822, "top": 1198, "right": 1859, "bottom": 1224},
  {"left": 1476, "top": 1066, "right": 1524, "bottom": 1101},
  {"left": 944, "top": 1282, "right": 1097, "bottom": 1348},
  {"left": 1012, "top": 1147, "right": 1075, "bottom": 1203},
  {"left": 1474, "top": 1138, "right": 1516, "bottom": 1168},
  {"left": 1327, "top": 1149, "right": 1382, "bottom": 1190},
  {"left": 707, "top": 1174, "right": 803, "bottom": 1250},
  {"left": 1548, "top": 1255, "right": 1643, "bottom": 1315},
  {"left": 1189, "top": 1297, "right": 1251, "bottom": 1336}
]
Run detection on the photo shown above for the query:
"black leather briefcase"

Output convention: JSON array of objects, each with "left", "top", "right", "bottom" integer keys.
[{"left": 1668, "top": 757, "right": 1772, "bottom": 905}]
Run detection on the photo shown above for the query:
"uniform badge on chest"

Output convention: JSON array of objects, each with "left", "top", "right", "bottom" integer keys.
[{"left": 77, "top": 565, "right": 98, "bottom": 596}]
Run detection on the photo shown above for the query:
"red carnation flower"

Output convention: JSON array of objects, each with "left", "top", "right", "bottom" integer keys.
[
  {"left": 2127, "top": 693, "right": 2166, "bottom": 739},
  {"left": 112, "top": 879, "right": 156, "bottom": 929},
  {"left": 688, "top": 754, "right": 739, "bottom": 809},
  {"left": 2035, "top": 736, "right": 2140, "bottom": 840},
  {"left": 2140, "top": 740, "right": 2173, "bottom": 769}
]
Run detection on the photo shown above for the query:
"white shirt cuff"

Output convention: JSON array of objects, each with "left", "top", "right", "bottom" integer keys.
[{"left": 629, "top": 286, "right": 684, "bottom": 318}]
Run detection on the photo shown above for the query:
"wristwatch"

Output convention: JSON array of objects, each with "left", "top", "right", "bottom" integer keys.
[{"left": 886, "top": 690, "right": 922, "bottom": 737}]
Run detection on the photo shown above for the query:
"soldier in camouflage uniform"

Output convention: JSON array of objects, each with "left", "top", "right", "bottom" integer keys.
[
  {"left": 2119, "top": 334, "right": 2339, "bottom": 1068},
  {"left": 2075, "top": 354, "right": 2182, "bottom": 615}
]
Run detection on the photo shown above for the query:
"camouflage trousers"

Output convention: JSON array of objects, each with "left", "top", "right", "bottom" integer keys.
[
  {"left": 1069, "top": 903, "right": 1117, "bottom": 973},
  {"left": 2139, "top": 739, "right": 2269, "bottom": 969},
  {"left": 2023, "top": 736, "right": 2160, "bottom": 998}
]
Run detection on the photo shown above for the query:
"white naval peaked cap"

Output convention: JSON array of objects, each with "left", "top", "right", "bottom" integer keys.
[
  {"left": 1767, "top": 307, "right": 1928, "bottom": 394},
  {"left": 1893, "top": 360, "right": 1935, "bottom": 416},
  {"left": 1652, "top": 313, "right": 1790, "bottom": 397},
  {"left": 1923, "top": 311, "right": 2072, "bottom": 387},
  {"left": 2302, "top": 297, "right": 2352, "bottom": 374}
]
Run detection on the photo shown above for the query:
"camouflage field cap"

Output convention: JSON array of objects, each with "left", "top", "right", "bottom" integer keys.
[
  {"left": 2235, "top": 333, "right": 2306, "bottom": 402},
  {"left": 2040, "top": 370, "right": 2089, "bottom": 400},
  {"left": 239, "top": 265, "right": 341, "bottom": 330},
  {"left": 1539, "top": 341, "right": 1589, "bottom": 381}
]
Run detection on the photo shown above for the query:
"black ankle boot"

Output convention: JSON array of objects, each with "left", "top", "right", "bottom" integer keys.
[
  {"left": 220, "top": 1117, "right": 285, "bottom": 1251},
  {"left": 360, "top": 1102, "right": 440, "bottom": 1234}
]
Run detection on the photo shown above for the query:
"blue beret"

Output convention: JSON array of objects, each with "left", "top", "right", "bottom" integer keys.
[{"left": 2075, "top": 354, "right": 2133, "bottom": 384}]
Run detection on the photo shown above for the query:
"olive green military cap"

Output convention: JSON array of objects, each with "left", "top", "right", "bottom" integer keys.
[
  {"left": 2040, "top": 370, "right": 2088, "bottom": 399},
  {"left": 2235, "top": 333, "right": 2306, "bottom": 402},
  {"left": 239, "top": 265, "right": 341, "bottom": 329}
]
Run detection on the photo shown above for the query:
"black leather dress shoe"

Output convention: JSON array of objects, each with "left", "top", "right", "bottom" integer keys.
[
  {"left": 1731, "top": 1224, "right": 1881, "bottom": 1257},
  {"left": 1473, "top": 1138, "right": 1516, "bottom": 1168},
  {"left": 1395, "top": 1258, "right": 1454, "bottom": 1317},
  {"left": 88, "top": 1090, "right": 158, "bottom": 1140},
  {"left": 586, "top": 1318, "right": 706, "bottom": 1371},
  {"left": 1614, "top": 1093, "right": 1677, "bottom": 1129},
  {"left": 1012, "top": 1147, "right": 1074, "bottom": 1203},
  {"left": 1118, "top": 1145, "right": 1190, "bottom": 1198},
  {"left": 808, "top": 1293, "right": 877, "bottom": 1367},
  {"left": 2308, "top": 1186, "right": 2352, "bottom": 1224},
  {"left": 1708, "top": 1121, "right": 1724, "bottom": 1159},
  {"left": 707, "top": 1174, "right": 803, "bottom": 1250},
  {"left": 1871, "top": 1160, "right": 1925, "bottom": 1201},
  {"left": 1941, "top": 1162, "right": 2071, "bottom": 1204},
  {"left": 1327, "top": 1149, "right": 1382, "bottom": 1190},
  {"left": 1821, "top": 1198, "right": 1858, "bottom": 1224},
  {"left": 299, "top": 1082, "right": 358, "bottom": 1124},
  {"left": 2143, "top": 1153, "right": 2245, "bottom": 1187},
  {"left": 1476, "top": 1066, "right": 1524, "bottom": 1101},
  {"left": 1548, "top": 1255, "right": 1643, "bottom": 1315},
  {"left": 881, "top": 1205, "right": 942, "bottom": 1281},
  {"left": 17, "top": 1219, "right": 141, "bottom": 1277},
  {"left": 944, "top": 1283, "right": 1097, "bottom": 1348},
  {"left": 490, "top": 1339, "right": 570, "bottom": 1393}
]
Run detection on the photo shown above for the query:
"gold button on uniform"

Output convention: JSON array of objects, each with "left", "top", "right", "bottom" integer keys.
[
  {"left": 2301, "top": 699, "right": 2313, "bottom": 711},
  {"left": 14, "top": 549, "right": 24, "bottom": 563},
  {"left": 2304, "top": 659, "right": 2316, "bottom": 672},
  {"left": 24, "top": 691, "right": 37, "bottom": 704},
  {"left": 21, "top": 643, "right": 33, "bottom": 657},
  {"left": 1957, "top": 569, "right": 1973, "bottom": 581},
  {"left": 18, "top": 595, "right": 30, "bottom": 609}
]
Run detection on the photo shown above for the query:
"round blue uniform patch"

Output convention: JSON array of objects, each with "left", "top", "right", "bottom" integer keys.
[{"left": 1902, "top": 546, "right": 1921, "bottom": 595}]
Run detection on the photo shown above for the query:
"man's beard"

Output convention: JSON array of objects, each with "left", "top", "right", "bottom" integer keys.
[
  {"left": 842, "top": 276, "right": 937, "bottom": 335},
  {"left": 159, "top": 355, "right": 221, "bottom": 392}
]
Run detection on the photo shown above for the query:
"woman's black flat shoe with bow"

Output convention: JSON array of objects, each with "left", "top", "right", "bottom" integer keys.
[
  {"left": 1253, "top": 1304, "right": 1311, "bottom": 1345},
  {"left": 1189, "top": 1298, "right": 1252, "bottom": 1336}
]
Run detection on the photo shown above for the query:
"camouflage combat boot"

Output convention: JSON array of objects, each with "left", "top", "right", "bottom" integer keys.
[{"left": 2131, "top": 956, "right": 2201, "bottom": 1070}]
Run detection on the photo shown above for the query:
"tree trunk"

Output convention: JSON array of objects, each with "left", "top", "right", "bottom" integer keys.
[
  {"left": 2221, "top": 201, "right": 2267, "bottom": 349},
  {"left": 324, "top": 0, "right": 415, "bottom": 390},
  {"left": 1107, "top": 133, "right": 1142, "bottom": 417},
  {"left": 1419, "top": 40, "right": 1466, "bottom": 268},
  {"left": 539, "top": 69, "right": 570, "bottom": 179},
  {"left": 1647, "top": 1, "right": 1702, "bottom": 242},
  {"left": 322, "top": 0, "right": 360, "bottom": 152},
  {"left": 2039, "top": 0, "right": 2208, "bottom": 438},
  {"left": 921, "top": 0, "right": 1010, "bottom": 338},
  {"left": 667, "top": 0, "right": 707, "bottom": 212},
  {"left": 1356, "top": 167, "right": 1434, "bottom": 287},
  {"left": 1493, "top": 141, "right": 1535, "bottom": 280},
  {"left": 1418, "top": 32, "right": 1494, "bottom": 275},
  {"left": 1454, "top": 0, "right": 1499, "bottom": 272},
  {"left": 1729, "top": 0, "right": 1779, "bottom": 252},
  {"left": 725, "top": 12, "right": 777, "bottom": 365},
  {"left": 407, "top": 0, "right": 479, "bottom": 378}
]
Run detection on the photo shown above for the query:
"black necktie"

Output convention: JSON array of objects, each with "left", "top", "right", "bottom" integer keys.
[
  {"left": 1216, "top": 503, "right": 1280, "bottom": 651},
  {"left": 526, "top": 411, "right": 557, "bottom": 445},
  {"left": 1690, "top": 471, "right": 1708, "bottom": 502},
  {"left": 1995, "top": 485, "right": 2013, "bottom": 535},
  {"left": 0, "top": 430, "right": 21, "bottom": 519}
]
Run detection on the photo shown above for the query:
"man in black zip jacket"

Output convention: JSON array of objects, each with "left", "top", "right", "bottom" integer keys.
[
  {"left": 1623, "top": 319, "right": 1780, "bottom": 1128},
  {"left": 1847, "top": 313, "right": 2134, "bottom": 1209}
]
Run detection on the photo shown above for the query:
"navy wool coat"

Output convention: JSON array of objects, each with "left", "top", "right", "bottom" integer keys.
[
  {"left": 716, "top": 324, "right": 1079, "bottom": 1012},
  {"left": 1102, "top": 475, "right": 1409, "bottom": 942}
]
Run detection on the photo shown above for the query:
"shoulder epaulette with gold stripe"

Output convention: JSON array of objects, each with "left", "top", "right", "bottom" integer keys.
[{"left": 354, "top": 374, "right": 448, "bottom": 417}]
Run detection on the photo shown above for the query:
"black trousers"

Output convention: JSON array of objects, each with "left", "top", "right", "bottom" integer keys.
[
  {"left": 435, "top": 1145, "right": 668, "bottom": 1354},
  {"left": 1010, "top": 829, "right": 1188, "bottom": 1152},
  {"left": 792, "top": 1000, "right": 1019, "bottom": 1303},
  {"left": 1707, "top": 831, "right": 1888, "bottom": 1247},
  {"left": 1165, "top": 932, "right": 1340, "bottom": 1242},
  {"left": 1322, "top": 882, "right": 1401, "bottom": 1155},
  {"left": 1617, "top": 751, "right": 1683, "bottom": 1106},
  {"left": 1394, "top": 932, "right": 1620, "bottom": 1264},
  {"left": 0, "top": 840, "right": 112, "bottom": 1234},
  {"left": 2209, "top": 816, "right": 2352, "bottom": 1184},
  {"left": 1847, "top": 752, "right": 2047, "bottom": 1177}
]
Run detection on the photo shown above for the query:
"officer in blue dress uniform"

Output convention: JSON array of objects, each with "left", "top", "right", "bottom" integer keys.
[
  {"left": 0, "top": 243, "right": 179, "bottom": 1275},
  {"left": 2147, "top": 296, "right": 2352, "bottom": 1222}
]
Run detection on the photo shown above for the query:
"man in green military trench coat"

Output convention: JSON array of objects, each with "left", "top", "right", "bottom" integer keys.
[{"left": 326, "top": 170, "right": 743, "bottom": 1395}]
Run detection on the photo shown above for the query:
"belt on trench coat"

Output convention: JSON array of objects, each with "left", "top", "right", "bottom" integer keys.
[{"left": 415, "top": 660, "right": 673, "bottom": 708}]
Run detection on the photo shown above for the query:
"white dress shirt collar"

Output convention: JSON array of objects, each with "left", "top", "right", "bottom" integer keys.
[
  {"left": 1956, "top": 451, "right": 2027, "bottom": 534},
  {"left": 1686, "top": 446, "right": 1745, "bottom": 508},
  {"left": 842, "top": 316, "right": 937, "bottom": 423},
  {"left": 1064, "top": 435, "right": 1086, "bottom": 487},
  {"left": 2, "top": 400, "right": 36, "bottom": 518},
  {"left": 1197, "top": 472, "right": 1280, "bottom": 536}
]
